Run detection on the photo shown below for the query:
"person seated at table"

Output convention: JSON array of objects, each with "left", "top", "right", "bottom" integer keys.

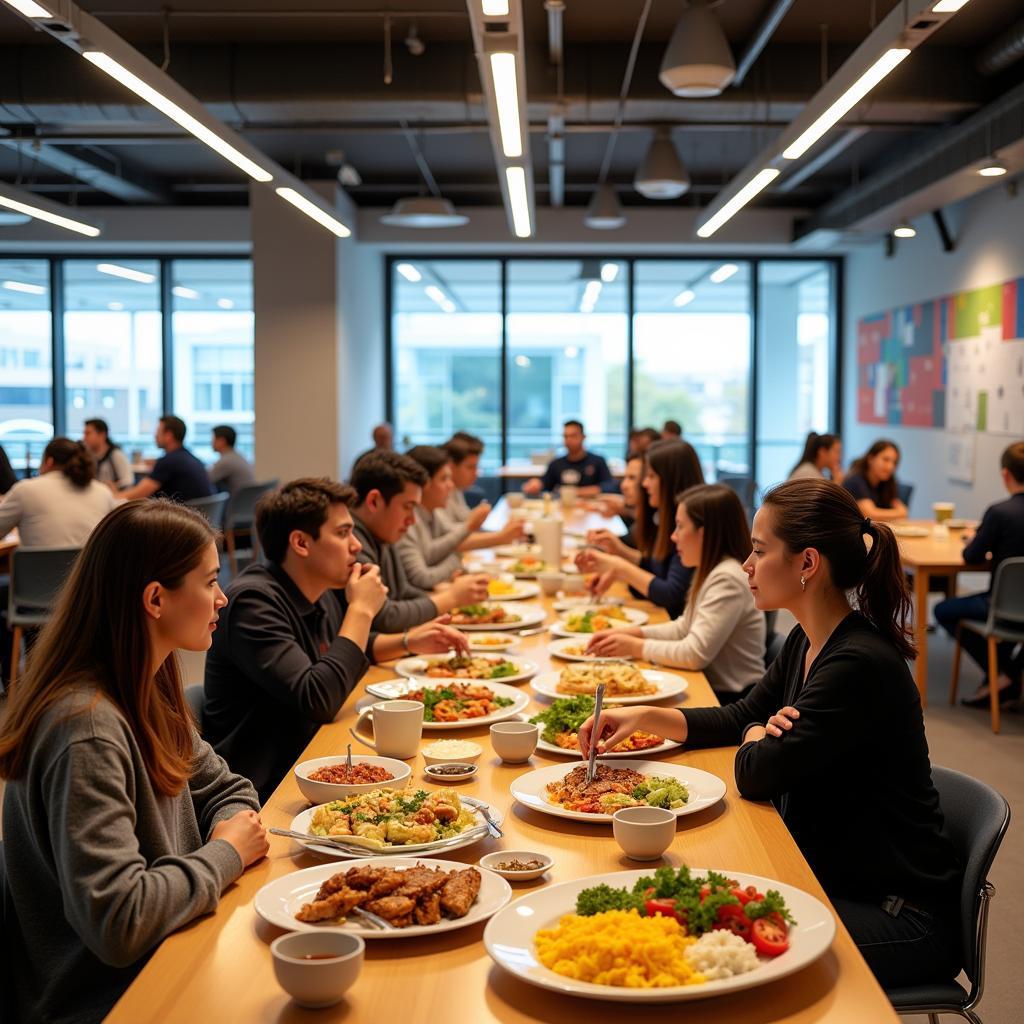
[
  {"left": 208, "top": 424, "right": 255, "bottom": 499},
  {"left": 579, "top": 477, "right": 962, "bottom": 990},
  {"left": 586, "top": 484, "right": 766, "bottom": 703},
  {"left": 350, "top": 451, "right": 489, "bottom": 633},
  {"left": 592, "top": 451, "right": 644, "bottom": 530},
  {"left": 0, "top": 437, "right": 119, "bottom": 547},
  {"left": 935, "top": 440, "right": 1024, "bottom": 708},
  {"left": 0, "top": 500, "right": 267, "bottom": 1024},
  {"left": 0, "top": 441, "right": 15, "bottom": 494},
  {"left": 661, "top": 419, "right": 683, "bottom": 441},
  {"left": 83, "top": 417, "right": 135, "bottom": 490},
  {"left": 625, "top": 426, "right": 660, "bottom": 461},
  {"left": 522, "top": 420, "right": 612, "bottom": 497},
  {"left": 350, "top": 422, "right": 395, "bottom": 476},
  {"left": 119, "top": 415, "right": 214, "bottom": 503},
  {"left": 842, "top": 438, "right": 908, "bottom": 521},
  {"left": 789, "top": 431, "right": 844, "bottom": 484},
  {"left": 204, "top": 477, "right": 469, "bottom": 802},
  {"left": 575, "top": 440, "right": 702, "bottom": 618}
]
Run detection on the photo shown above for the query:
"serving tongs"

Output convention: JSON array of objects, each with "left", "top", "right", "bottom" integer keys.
[{"left": 585, "top": 682, "right": 606, "bottom": 785}]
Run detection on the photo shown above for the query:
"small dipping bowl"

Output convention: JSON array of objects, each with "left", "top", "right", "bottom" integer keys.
[
  {"left": 479, "top": 850, "right": 553, "bottom": 881},
  {"left": 271, "top": 930, "right": 364, "bottom": 1008},
  {"left": 424, "top": 762, "right": 479, "bottom": 783},
  {"left": 612, "top": 806, "right": 677, "bottom": 861},
  {"left": 421, "top": 739, "right": 484, "bottom": 767},
  {"left": 490, "top": 721, "right": 539, "bottom": 764},
  {"left": 537, "top": 571, "right": 565, "bottom": 596}
]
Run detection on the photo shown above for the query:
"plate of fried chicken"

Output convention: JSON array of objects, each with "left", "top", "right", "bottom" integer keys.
[{"left": 254, "top": 858, "right": 512, "bottom": 937}]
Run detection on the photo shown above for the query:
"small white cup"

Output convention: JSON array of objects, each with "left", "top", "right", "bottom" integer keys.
[
  {"left": 612, "top": 806, "right": 677, "bottom": 861},
  {"left": 560, "top": 485, "right": 578, "bottom": 509},
  {"left": 350, "top": 699, "right": 423, "bottom": 759},
  {"left": 561, "top": 572, "right": 586, "bottom": 595},
  {"left": 271, "top": 929, "right": 364, "bottom": 1008},
  {"left": 537, "top": 571, "right": 565, "bottom": 596},
  {"left": 490, "top": 721, "right": 539, "bottom": 763},
  {"left": 506, "top": 492, "right": 526, "bottom": 509}
]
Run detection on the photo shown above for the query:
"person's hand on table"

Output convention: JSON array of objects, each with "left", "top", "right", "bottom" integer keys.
[
  {"left": 586, "top": 527, "right": 628, "bottom": 558},
  {"left": 345, "top": 562, "right": 388, "bottom": 617},
  {"left": 522, "top": 478, "right": 542, "bottom": 496},
  {"left": 586, "top": 569, "right": 614, "bottom": 596},
  {"left": 211, "top": 809, "right": 269, "bottom": 868},
  {"left": 494, "top": 518, "right": 526, "bottom": 544},
  {"left": 407, "top": 616, "right": 470, "bottom": 656},
  {"left": 578, "top": 706, "right": 648, "bottom": 757},
  {"left": 466, "top": 501, "right": 492, "bottom": 532},
  {"left": 450, "top": 572, "right": 490, "bottom": 605},
  {"left": 586, "top": 627, "right": 644, "bottom": 659}
]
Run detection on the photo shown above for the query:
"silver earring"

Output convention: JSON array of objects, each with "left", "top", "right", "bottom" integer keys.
[{"left": 800, "top": 576, "right": 806, "bottom": 591}]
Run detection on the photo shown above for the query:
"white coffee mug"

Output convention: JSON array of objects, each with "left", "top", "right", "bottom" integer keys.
[{"left": 350, "top": 700, "right": 423, "bottom": 759}]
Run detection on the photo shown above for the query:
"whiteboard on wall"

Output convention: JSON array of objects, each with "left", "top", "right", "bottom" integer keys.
[{"left": 945, "top": 431, "right": 976, "bottom": 485}]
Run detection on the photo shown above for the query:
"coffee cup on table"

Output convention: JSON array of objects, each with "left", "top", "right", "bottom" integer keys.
[
  {"left": 560, "top": 485, "right": 578, "bottom": 510},
  {"left": 490, "top": 721, "right": 539, "bottom": 763},
  {"left": 271, "top": 930, "right": 364, "bottom": 1008},
  {"left": 612, "top": 806, "right": 676, "bottom": 861},
  {"left": 933, "top": 502, "right": 955, "bottom": 524},
  {"left": 350, "top": 699, "right": 423, "bottom": 759}
]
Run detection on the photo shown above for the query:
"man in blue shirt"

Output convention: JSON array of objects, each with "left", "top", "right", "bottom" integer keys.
[
  {"left": 522, "top": 420, "right": 612, "bottom": 497},
  {"left": 120, "top": 414, "right": 214, "bottom": 502},
  {"left": 935, "top": 441, "right": 1024, "bottom": 707}
]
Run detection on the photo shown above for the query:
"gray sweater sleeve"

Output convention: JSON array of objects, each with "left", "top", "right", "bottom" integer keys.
[
  {"left": 397, "top": 517, "right": 468, "bottom": 590},
  {"left": 42, "top": 736, "right": 245, "bottom": 969},
  {"left": 188, "top": 733, "right": 263, "bottom": 832}
]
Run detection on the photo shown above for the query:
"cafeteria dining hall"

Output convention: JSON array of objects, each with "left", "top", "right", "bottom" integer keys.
[{"left": 2, "top": 0, "right": 1024, "bottom": 1021}]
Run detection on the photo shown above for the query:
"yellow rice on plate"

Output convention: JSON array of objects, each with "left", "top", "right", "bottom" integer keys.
[{"left": 534, "top": 909, "right": 705, "bottom": 988}]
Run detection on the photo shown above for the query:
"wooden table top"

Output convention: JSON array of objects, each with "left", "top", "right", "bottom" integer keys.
[
  {"left": 0, "top": 529, "right": 18, "bottom": 556},
  {"left": 105, "top": 586, "right": 896, "bottom": 1024},
  {"left": 895, "top": 520, "right": 988, "bottom": 574}
]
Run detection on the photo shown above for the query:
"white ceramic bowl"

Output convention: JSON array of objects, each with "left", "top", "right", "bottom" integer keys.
[
  {"left": 536, "top": 571, "right": 565, "bottom": 596},
  {"left": 271, "top": 929, "right": 364, "bottom": 1008},
  {"left": 490, "top": 721, "right": 540, "bottom": 764},
  {"left": 479, "top": 850, "right": 553, "bottom": 881},
  {"left": 293, "top": 755, "right": 411, "bottom": 805},
  {"left": 420, "top": 740, "right": 484, "bottom": 767},
  {"left": 612, "top": 805, "right": 676, "bottom": 861}
]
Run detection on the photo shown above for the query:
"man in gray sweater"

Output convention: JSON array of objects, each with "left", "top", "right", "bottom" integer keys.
[{"left": 349, "top": 451, "right": 489, "bottom": 633}]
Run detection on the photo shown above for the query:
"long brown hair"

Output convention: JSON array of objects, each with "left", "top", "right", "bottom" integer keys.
[
  {"left": 636, "top": 440, "right": 704, "bottom": 561},
  {"left": 678, "top": 484, "right": 752, "bottom": 610},
  {"left": 790, "top": 432, "right": 838, "bottom": 477},
  {"left": 0, "top": 500, "right": 216, "bottom": 796},
  {"left": 849, "top": 438, "right": 900, "bottom": 508},
  {"left": 760, "top": 478, "right": 915, "bottom": 659}
]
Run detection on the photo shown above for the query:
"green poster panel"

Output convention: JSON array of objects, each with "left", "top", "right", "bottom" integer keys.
[
  {"left": 953, "top": 285, "right": 1002, "bottom": 339},
  {"left": 976, "top": 391, "right": 988, "bottom": 432}
]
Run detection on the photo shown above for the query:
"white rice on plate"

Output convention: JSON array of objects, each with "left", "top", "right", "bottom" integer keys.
[{"left": 683, "top": 931, "right": 760, "bottom": 980}]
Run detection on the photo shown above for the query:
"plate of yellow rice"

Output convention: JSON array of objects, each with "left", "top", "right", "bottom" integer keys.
[{"left": 483, "top": 869, "right": 835, "bottom": 1002}]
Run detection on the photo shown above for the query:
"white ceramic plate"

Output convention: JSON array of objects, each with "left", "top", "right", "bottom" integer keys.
[
  {"left": 892, "top": 524, "right": 930, "bottom": 538},
  {"left": 360, "top": 679, "right": 531, "bottom": 728},
  {"left": 288, "top": 796, "right": 503, "bottom": 860},
  {"left": 552, "top": 596, "right": 624, "bottom": 613},
  {"left": 451, "top": 603, "right": 546, "bottom": 632},
  {"left": 534, "top": 732, "right": 682, "bottom": 760},
  {"left": 509, "top": 760, "right": 725, "bottom": 824},
  {"left": 484, "top": 868, "right": 836, "bottom": 1002},
  {"left": 465, "top": 633, "right": 519, "bottom": 652},
  {"left": 486, "top": 580, "right": 541, "bottom": 599},
  {"left": 547, "top": 637, "right": 635, "bottom": 663},
  {"left": 549, "top": 607, "right": 649, "bottom": 637},
  {"left": 392, "top": 655, "right": 538, "bottom": 686},
  {"left": 494, "top": 543, "right": 541, "bottom": 558},
  {"left": 497, "top": 557, "right": 551, "bottom": 579},
  {"left": 531, "top": 668, "right": 688, "bottom": 706},
  {"left": 254, "top": 857, "right": 512, "bottom": 937}
]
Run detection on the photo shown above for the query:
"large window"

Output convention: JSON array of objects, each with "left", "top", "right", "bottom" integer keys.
[
  {"left": 389, "top": 256, "right": 839, "bottom": 492},
  {"left": 634, "top": 260, "right": 752, "bottom": 477},
  {"left": 0, "top": 260, "right": 52, "bottom": 474}
]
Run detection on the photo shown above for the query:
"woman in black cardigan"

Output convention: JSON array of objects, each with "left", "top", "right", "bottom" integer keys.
[{"left": 579, "top": 477, "right": 962, "bottom": 989}]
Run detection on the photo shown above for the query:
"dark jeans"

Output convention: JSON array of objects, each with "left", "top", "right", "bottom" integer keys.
[
  {"left": 832, "top": 897, "right": 961, "bottom": 989},
  {"left": 934, "top": 592, "right": 1021, "bottom": 678}
]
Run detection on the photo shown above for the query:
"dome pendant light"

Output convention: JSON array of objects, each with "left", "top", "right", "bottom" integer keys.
[
  {"left": 584, "top": 185, "right": 627, "bottom": 229},
  {"left": 659, "top": 2, "right": 736, "bottom": 99},
  {"left": 379, "top": 196, "right": 469, "bottom": 228},
  {"left": 634, "top": 129, "right": 690, "bottom": 200}
]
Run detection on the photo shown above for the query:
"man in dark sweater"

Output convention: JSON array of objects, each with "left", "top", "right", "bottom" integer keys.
[
  {"left": 350, "top": 451, "right": 489, "bottom": 634},
  {"left": 935, "top": 440, "right": 1024, "bottom": 706},
  {"left": 120, "top": 414, "right": 214, "bottom": 502},
  {"left": 523, "top": 419, "right": 612, "bottom": 497},
  {"left": 204, "top": 477, "right": 468, "bottom": 801}
]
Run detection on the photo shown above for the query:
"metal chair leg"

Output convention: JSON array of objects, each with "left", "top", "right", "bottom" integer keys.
[
  {"left": 987, "top": 636, "right": 1000, "bottom": 734},
  {"left": 949, "top": 624, "right": 963, "bottom": 705}
]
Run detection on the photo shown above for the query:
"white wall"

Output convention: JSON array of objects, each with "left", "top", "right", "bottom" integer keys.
[{"left": 843, "top": 184, "right": 1024, "bottom": 519}]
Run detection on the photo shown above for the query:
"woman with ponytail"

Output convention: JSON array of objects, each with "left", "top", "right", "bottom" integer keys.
[
  {"left": 0, "top": 437, "right": 119, "bottom": 547},
  {"left": 0, "top": 500, "right": 266, "bottom": 1023},
  {"left": 578, "top": 478, "right": 961, "bottom": 989}
]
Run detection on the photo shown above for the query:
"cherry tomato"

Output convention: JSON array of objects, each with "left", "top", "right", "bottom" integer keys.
[
  {"left": 713, "top": 903, "right": 752, "bottom": 940},
  {"left": 731, "top": 886, "right": 763, "bottom": 905},
  {"left": 751, "top": 916, "right": 790, "bottom": 956},
  {"left": 645, "top": 898, "right": 685, "bottom": 924}
]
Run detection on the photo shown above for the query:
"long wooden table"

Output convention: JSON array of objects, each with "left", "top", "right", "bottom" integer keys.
[
  {"left": 895, "top": 520, "right": 989, "bottom": 706},
  {"left": 106, "top": 581, "right": 896, "bottom": 1023}
]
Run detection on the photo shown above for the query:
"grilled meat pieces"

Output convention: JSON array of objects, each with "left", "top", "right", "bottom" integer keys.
[{"left": 440, "top": 867, "right": 481, "bottom": 918}]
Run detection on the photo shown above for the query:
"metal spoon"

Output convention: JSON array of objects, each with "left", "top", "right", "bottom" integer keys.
[{"left": 346, "top": 743, "right": 352, "bottom": 774}]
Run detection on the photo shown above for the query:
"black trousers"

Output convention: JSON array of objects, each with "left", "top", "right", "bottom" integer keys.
[{"left": 832, "top": 897, "right": 961, "bottom": 989}]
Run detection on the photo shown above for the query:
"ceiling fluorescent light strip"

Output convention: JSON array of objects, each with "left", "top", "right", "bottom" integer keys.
[
  {"left": 274, "top": 187, "right": 351, "bottom": 238},
  {"left": 3, "top": 0, "right": 53, "bottom": 16},
  {"left": 83, "top": 52, "right": 274, "bottom": 183},
  {"left": 673, "top": 289, "right": 695, "bottom": 307},
  {"left": 782, "top": 48, "right": 910, "bottom": 160},
  {"left": 931, "top": 1, "right": 970, "bottom": 11},
  {"left": 710, "top": 263, "right": 739, "bottom": 284},
  {"left": 490, "top": 52, "right": 524, "bottom": 159},
  {"left": 505, "top": 166, "right": 532, "bottom": 238},
  {"left": 601, "top": 263, "right": 619, "bottom": 282},
  {"left": 172, "top": 286, "right": 201, "bottom": 299},
  {"left": 0, "top": 193, "right": 101, "bottom": 237},
  {"left": 697, "top": 168, "right": 780, "bottom": 238},
  {"left": 97, "top": 262, "right": 156, "bottom": 284},
  {"left": 482, "top": 0, "right": 510, "bottom": 14},
  {"left": 3, "top": 279, "right": 46, "bottom": 295},
  {"left": 396, "top": 263, "right": 422, "bottom": 282}
]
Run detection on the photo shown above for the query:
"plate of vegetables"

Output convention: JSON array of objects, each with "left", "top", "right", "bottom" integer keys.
[
  {"left": 359, "top": 680, "right": 531, "bottom": 729},
  {"left": 529, "top": 696, "right": 683, "bottom": 758},
  {"left": 391, "top": 653, "right": 538, "bottom": 685}
]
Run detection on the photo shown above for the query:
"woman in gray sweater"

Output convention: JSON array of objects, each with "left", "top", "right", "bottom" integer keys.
[{"left": 0, "top": 500, "right": 267, "bottom": 1024}]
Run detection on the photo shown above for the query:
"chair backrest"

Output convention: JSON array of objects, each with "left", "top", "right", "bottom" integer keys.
[
  {"left": 225, "top": 479, "right": 278, "bottom": 530},
  {"left": 931, "top": 765, "right": 1010, "bottom": 987},
  {"left": 718, "top": 474, "right": 758, "bottom": 510},
  {"left": 185, "top": 492, "right": 230, "bottom": 530},
  {"left": 8, "top": 547, "right": 81, "bottom": 615},
  {"left": 184, "top": 683, "right": 206, "bottom": 732},
  {"left": 988, "top": 556, "right": 1024, "bottom": 626},
  {"left": 896, "top": 481, "right": 914, "bottom": 508}
]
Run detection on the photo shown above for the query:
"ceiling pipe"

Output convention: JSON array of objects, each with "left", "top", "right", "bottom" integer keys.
[
  {"left": 977, "top": 16, "right": 1024, "bottom": 76},
  {"left": 544, "top": 0, "right": 565, "bottom": 67},
  {"left": 733, "top": 0, "right": 796, "bottom": 88},
  {"left": 548, "top": 108, "right": 566, "bottom": 208}
]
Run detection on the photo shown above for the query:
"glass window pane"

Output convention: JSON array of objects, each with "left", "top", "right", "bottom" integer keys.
[
  {"left": 756, "top": 261, "right": 835, "bottom": 487},
  {"left": 634, "top": 261, "right": 752, "bottom": 478},
  {"left": 64, "top": 259, "right": 162, "bottom": 461},
  {"left": 171, "top": 259, "right": 254, "bottom": 462},
  {"left": 0, "top": 260, "right": 52, "bottom": 476},
  {"left": 392, "top": 260, "right": 502, "bottom": 472},
  {"left": 506, "top": 260, "right": 627, "bottom": 466}
]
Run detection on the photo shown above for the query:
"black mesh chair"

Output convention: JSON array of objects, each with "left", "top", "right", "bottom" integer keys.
[
  {"left": 897, "top": 481, "right": 915, "bottom": 509},
  {"left": 224, "top": 480, "right": 278, "bottom": 575},
  {"left": 887, "top": 765, "right": 1010, "bottom": 1024},
  {"left": 185, "top": 492, "right": 230, "bottom": 531}
]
